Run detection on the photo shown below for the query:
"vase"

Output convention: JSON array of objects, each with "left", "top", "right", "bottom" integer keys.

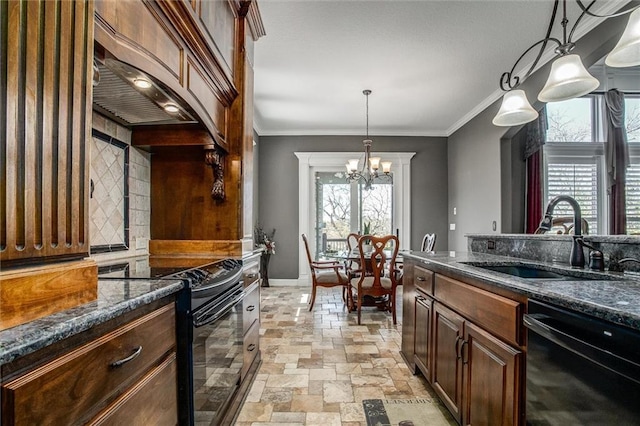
[{"left": 260, "top": 253, "right": 271, "bottom": 287}]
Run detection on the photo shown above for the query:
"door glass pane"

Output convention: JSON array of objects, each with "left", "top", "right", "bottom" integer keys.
[
  {"left": 361, "top": 179, "right": 393, "bottom": 237},
  {"left": 315, "top": 172, "right": 394, "bottom": 258},
  {"left": 316, "top": 172, "right": 351, "bottom": 256}
]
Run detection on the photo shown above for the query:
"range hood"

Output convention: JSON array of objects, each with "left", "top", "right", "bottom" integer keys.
[{"left": 92, "top": 58, "right": 198, "bottom": 127}]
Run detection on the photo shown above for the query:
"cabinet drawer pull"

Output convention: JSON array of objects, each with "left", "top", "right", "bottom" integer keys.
[
  {"left": 110, "top": 346, "right": 143, "bottom": 368},
  {"left": 247, "top": 343, "right": 256, "bottom": 352},
  {"left": 247, "top": 273, "right": 257, "bottom": 279},
  {"left": 416, "top": 276, "right": 426, "bottom": 282},
  {"left": 246, "top": 305, "right": 255, "bottom": 312},
  {"left": 460, "top": 340, "right": 469, "bottom": 365},
  {"left": 455, "top": 336, "right": 463, "bottom": 360}
]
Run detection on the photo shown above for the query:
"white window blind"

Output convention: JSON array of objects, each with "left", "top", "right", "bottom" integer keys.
[
  {"left": 545, "top": 159, "right": 599, "bottom": 234},
  {"left": 627, "top": 161, "right": 640, "bottom": 235}
]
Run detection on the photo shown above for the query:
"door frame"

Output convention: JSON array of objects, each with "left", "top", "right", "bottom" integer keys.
[{"left": 295, "top": 151, "right": 415, "bottom": 284}]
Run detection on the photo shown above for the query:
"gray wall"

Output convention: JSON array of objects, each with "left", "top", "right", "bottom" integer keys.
[
  {"left": 448, "top": 10, "right": 635, "bottom": 251},
  {"left": 256, "top": 135, "right": 448, "bottom": 279}
]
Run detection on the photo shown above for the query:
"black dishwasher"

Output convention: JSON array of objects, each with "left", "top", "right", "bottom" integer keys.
[{"left": 524, "top": 300, "right": 640, "bottom": 425}]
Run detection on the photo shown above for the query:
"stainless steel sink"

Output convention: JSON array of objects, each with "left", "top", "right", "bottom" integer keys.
[{"left": 462, "top": 262, "right": 612, "bottom": 281}]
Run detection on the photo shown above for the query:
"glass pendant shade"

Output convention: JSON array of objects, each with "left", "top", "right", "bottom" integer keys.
[
  {"left": 492, "top": 89, "right": 538, "bottom": 126},
  {"left": 347, "top": 159, "right": 359, "bottom": 173},
  {"left": 369, "top": 157, "right": 381, "bottom": 171},
  {"left": 538, "top": 54, "right": 599, "bottom": 103},
  {"left": 605, "top": 8, "right": 640, "bottom": 67},
  {"left": 381, "top": 161, "right": 392, "bottom": 174}
]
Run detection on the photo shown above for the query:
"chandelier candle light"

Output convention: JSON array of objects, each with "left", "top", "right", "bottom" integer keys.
[
  {"left": 346, "top": 90, "right": 392, "bottom": 190},
  {"left": 493, "top": 0, "right": 640, "bottom": 127}
]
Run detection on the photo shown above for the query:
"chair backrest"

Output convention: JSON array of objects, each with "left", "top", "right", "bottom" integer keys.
[
  {"left": 301, "top": 234, "right": 314, "bottom": 266},
  {"left": 534, "top": 217, "right": 589, "bottom": 235},
  {"left": 346, "top": 233, "right": 360, "bottom": 252},
  {"left": 421, "top": 233, "right": 437, "bottom": 252},
  {"left": 358, "top": 234, "right": 399, "bottom": 282}
]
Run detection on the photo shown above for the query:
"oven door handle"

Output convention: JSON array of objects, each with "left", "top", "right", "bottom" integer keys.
[
  {"left": 524, "top": 313, "right": 640, "bottom": 383},
  {"left": 194, "top": 291, "right": 246, "bottom": 328}
]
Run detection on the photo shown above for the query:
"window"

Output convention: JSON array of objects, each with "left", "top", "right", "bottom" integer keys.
[
  {"left": 543, "top": 94, "right": 639, "bottom": 235},
  {"left": 544, "top": 156, "right": 601, "bottom": 234},
  {"left": 315, "top": 172, "right": 393, "bottom": 256}
]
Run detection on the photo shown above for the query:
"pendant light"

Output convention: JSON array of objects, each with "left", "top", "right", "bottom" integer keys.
[{"left": 493, "top": 0, "right": 640, "bottom": 127}]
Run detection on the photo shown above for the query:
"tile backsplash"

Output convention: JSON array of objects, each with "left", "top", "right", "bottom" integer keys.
[{"left": 90, "top": 113, "right": 150, "bottom": 261}]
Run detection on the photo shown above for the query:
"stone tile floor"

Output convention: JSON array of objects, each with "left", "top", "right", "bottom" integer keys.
[{"left": 235, "top": 285, "right": 456, "bottom": 425}]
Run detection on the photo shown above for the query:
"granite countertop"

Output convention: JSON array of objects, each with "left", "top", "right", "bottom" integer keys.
[
  {"left": 0, "top": 278, "right": 184, "bottom": 366},
  {"left": 404, "top": 251, "right": 640, "bottom": 331}
]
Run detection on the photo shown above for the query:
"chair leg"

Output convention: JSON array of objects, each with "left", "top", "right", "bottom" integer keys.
[
  {"left": 391, "top": 290, "right": 397, "bottom": 325},
  {"left": 309, "top": 285, "right": 317, "bottom": 311},
  {"left": 357, "top": 293, "right": 362, "bottom": 325}
]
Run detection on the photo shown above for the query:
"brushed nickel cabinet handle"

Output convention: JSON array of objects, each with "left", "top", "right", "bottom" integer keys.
[
  {"left": 416, "top": 276, "right": 426, "bottom": 281},
  {"left": 247, "top": 344, "right": 256, "bottom": 352},
  {"left": 110, "top": 346, "right": 143, "bottom": 368},
  {"left": 246, "top": 305, "right": 255, "bottom": 311}
]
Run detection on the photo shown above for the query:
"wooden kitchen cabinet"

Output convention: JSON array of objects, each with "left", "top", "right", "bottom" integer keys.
[
  {"left": 1, "top": 302, "right": 178, "bottom": 426},
  {"left": 242, "top": 252, "right": 261, "bottom": 378},
  {"left": 414, "top": 289, "right": 434, "bottom": 381},
  {"left": 463, "top": 322, "right": 522, "bottom": 426},
  {"left": 401, "top": 257, "right": 525, "bottom": 426},
  {"left": 1, "top": 0, "right": 94, "bottom": 265},
  {"left": 432, "top": 301, "right": 466, "bottom": 424},
  {"left": 400, "top": 261, "right": 416, "bottom": 371}
]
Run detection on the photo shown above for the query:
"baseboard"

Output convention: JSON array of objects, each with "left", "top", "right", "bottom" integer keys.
[{"left": 263, "top": 279, "right": 303, "bottom": 287}]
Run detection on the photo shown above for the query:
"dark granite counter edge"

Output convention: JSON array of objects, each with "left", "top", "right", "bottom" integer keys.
[
  {"left": 404, "top": 251, "right": 640, "bottom": 331},
  {"left": 0, "top": 281, "right": 184, "bottom": 365}
]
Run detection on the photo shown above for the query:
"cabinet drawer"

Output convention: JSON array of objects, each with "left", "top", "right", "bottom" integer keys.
[
  {"left": 242, "top": 320, "right": 260, "bottom": 380},
  {"left": 243, "top": 284, "right": 260, "bottom": 335},
  {"left": 414, "top": 266, "right": 434, "bottom": 294},
  {"left": 88, "top": 352, "right": 178, "bottom": 426},
  {"left": 243, "top": 258, "right": 260, "bottom": 288},
  {"left": 434, "top": 274, "right": 522, "bottom": 346},
  {"left": 2, "top": 304, "right": 176, "bottom": 425}
]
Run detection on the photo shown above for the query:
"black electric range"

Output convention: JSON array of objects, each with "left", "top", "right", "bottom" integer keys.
[{"left": 99, "top": 256, "right": 247, "bottom": 425}]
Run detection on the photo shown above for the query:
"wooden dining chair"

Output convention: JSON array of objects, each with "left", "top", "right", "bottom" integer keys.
[
  {"left": 345, "top": 232, "right": 362, "bottom": 275},
  {"left": 350, "top": 234, "right": 400, "bottom": 325},
  {"left": 301, "top": 234, "right": 350, "bottom": 311},
  {"left": 421, "top": 233, "right": 437, "bottom": 252}
]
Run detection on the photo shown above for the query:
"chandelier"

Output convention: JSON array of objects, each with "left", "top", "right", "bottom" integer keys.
[
  {"left": 493, "top": 0, "right": 640, "bottom": 127},
  {"left": 346, "top": 90, "right": 392, "bottom": 190}
]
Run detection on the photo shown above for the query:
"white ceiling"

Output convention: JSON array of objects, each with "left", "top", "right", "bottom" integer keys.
[{"left": 253, "top": 0, "right": 631, "bottom": 137}]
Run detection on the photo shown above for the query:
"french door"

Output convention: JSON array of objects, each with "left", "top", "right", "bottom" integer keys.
[{"left": 315, "top": 171, "right": 393, "bottom": 258}]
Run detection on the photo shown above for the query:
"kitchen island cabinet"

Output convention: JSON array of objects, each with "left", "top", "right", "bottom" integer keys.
[
  {"left": 402, "top": 250, "right": 640, "bottom": 426},
  {"left": 402, "top": 254, "right": 526, "bottom": 425}
]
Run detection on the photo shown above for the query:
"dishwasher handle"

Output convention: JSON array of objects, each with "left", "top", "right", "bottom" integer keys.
[{"left": 524, "top": 313, "right": 640, "bottom": 384}]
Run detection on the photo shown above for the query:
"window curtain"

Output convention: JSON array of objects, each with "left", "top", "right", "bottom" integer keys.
[
  {"left": 604, "top": 89, "right": 630, "bottom": 235},
  {"left": 524, "top": 108, "right": 547, "bottom": 234}
]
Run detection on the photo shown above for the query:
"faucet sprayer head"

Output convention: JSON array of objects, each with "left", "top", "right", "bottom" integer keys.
[{"left": 538, "top": 214, "right": 553, "bottom": 231}]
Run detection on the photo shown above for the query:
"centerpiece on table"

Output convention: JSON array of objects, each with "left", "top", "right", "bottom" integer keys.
[
  {"left": 362, "top": 222, "right": 373, "bottom": 253},
  {"left": 254, "top": 224, "right": 276, "bottom": 287}
]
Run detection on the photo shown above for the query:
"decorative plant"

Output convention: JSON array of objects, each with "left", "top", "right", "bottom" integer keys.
[
  {"left": 254, "top": 223, "right": 276, "bottom": 255},
  {"left": 363, "top": 222, "right": 371, "bottom": 245}
]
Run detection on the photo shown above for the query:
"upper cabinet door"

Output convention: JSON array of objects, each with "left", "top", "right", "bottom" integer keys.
[{"left": 1, "top": 0, "right": 94, "bottom": 265}]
